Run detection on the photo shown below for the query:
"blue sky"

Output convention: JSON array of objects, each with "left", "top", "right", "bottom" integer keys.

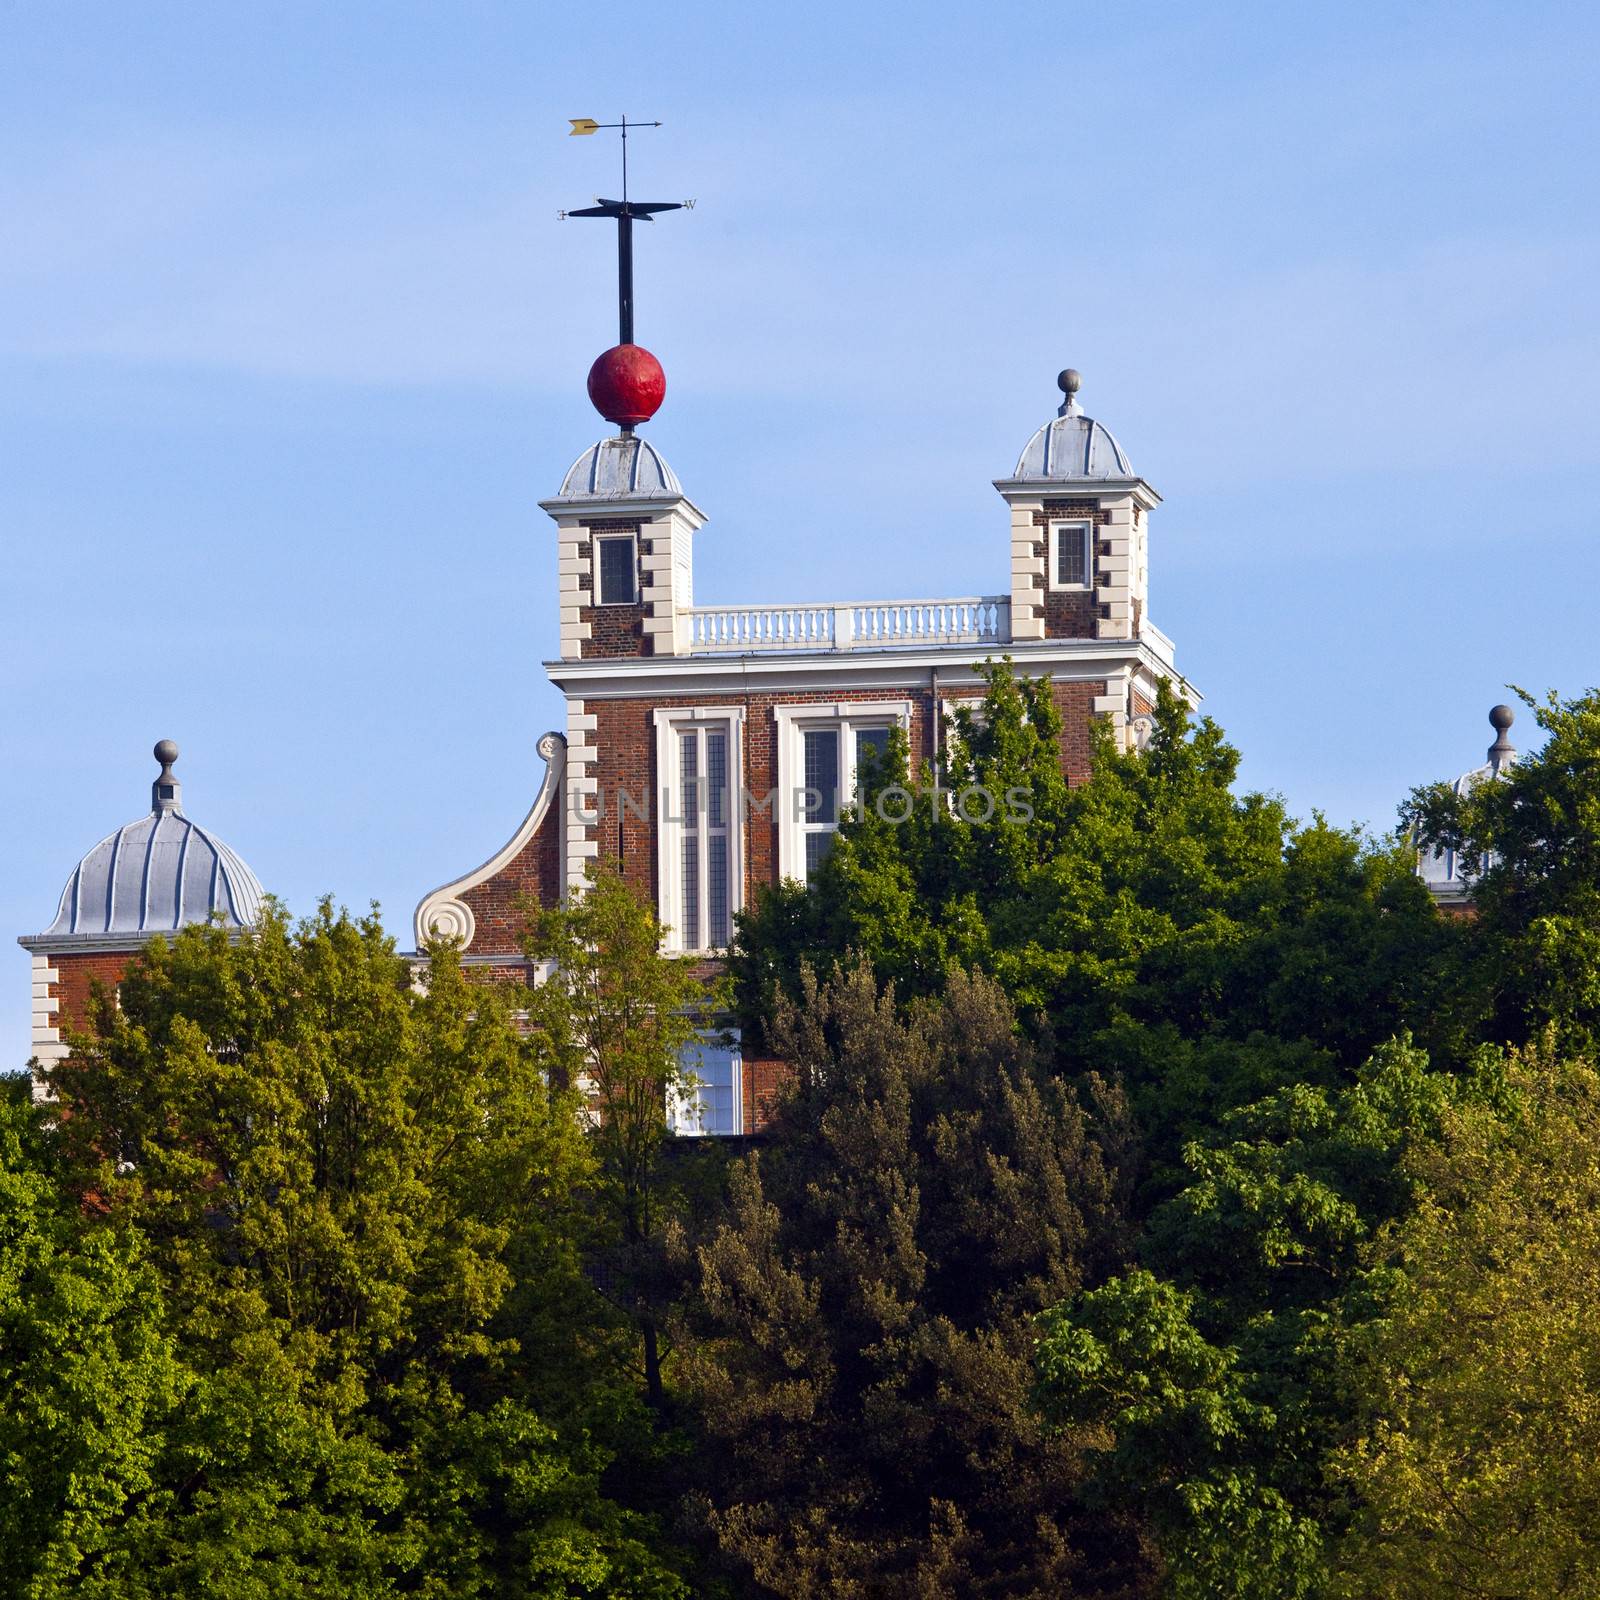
[{"left": 4, "top": 0, "right": 1598, "bottom": 1066}]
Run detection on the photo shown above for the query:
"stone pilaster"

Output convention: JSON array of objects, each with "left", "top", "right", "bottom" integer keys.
[
  {"left": 1096, "top": 495, "right": 1135, "bottom": 642},
  {"left": 1009, "top": 499, "right": 1046, "bottom": 641},
  {"left": 564, "top": 698, "right": 600, "bottom": 892}
]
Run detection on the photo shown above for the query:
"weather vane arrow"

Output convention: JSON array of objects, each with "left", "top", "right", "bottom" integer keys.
[{"left": 559, "top": 115, "right": 693, "bottom": 347}]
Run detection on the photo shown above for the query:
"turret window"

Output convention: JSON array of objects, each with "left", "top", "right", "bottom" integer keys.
[
  {"left": 597, "top": 535, "right": 638, "bottom": 605},
  {"left": 1050, "top": 521, "right": 1092, "bottom": 590}
]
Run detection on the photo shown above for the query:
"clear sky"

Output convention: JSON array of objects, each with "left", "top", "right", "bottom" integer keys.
[{"left": 4, "top": 0, "right": 1598, "bottom": 1067}]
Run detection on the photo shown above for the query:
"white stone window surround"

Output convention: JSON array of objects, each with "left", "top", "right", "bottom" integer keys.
[
  {"left": 774, "top": 700, "right": 913, "bottom": 882},
  {"left": 652, "top": 705, "right": 747, "bottom": 954},
  {"left": 1048, "top": 520, "right": 1094, "bottom": 591},
  {"left": 595, "top": 532, "right": 640, "bottom": 606},
  {"left": 669, "top": 1029, "right": 744, "bottom": 1137}
]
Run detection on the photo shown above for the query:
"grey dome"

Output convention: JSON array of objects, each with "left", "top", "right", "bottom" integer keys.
[
  {"left": 28, "top": 743, "right": 263, "bottom": 946},
  {"left": 1014, "top": 399, "right": 1134, "bottom": 480},
  {"left": 558, "top": 434, "right": 682, "bottom": 499},
  {"left": 1417, "top": 707, "right": 1518, "bottom": 900}
]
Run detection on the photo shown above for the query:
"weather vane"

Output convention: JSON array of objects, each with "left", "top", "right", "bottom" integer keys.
[{"left": 560, "top": 115, "right": 694, "bottom": 348}]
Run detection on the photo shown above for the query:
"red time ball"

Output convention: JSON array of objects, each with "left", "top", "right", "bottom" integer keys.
[{"left": 587, "top": 344, "right": 666, "bottom": 429}]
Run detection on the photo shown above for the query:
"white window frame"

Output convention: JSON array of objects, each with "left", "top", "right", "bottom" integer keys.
[
  {"left": 669, "top": 1029, "right": 744, "bottom": 1137},
  {"left": 774, "top": 700, "right": 912, "bottom": 882},
  {"left": 653, "top": 706, "right": 746, "bottom": 954},
  {"left": 595, "top": 532, "right": 639, "bottom": 606},
  {"left": 1048, "top": 520, "right": 1093, "bottom": 591}
]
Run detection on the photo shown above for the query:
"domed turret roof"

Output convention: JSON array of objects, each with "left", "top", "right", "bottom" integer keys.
[
  {"left": 25, "top": 741, "right": 263, "bottom": 948},
  {"left": 557, "top": 433, "right": 682, "bottom": 500},
  {"left": 1012, "top": 369, "right": 1134, "bottom": 481},
  {"left": 1417, "top": 707, "right": 1517, "bottom": 901}
]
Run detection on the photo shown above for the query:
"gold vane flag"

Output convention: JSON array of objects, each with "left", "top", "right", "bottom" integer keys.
[{"left": 568, "top": 118, "right": 599, "bottom": 136}]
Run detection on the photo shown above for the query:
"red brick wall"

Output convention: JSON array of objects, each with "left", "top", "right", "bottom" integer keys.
[
  {"left": 577, "top": 520, "right": 652, "bottom": 659},
  {"left": 1032, "top": 500, "right": 1110, "bottom": 640},
  {"left": 588, "top": 685, "right": 944, "bottom": 909},
  {"left": 1051, "top": 679, "right": 1108, "bottom": 781},
  {"left": 743, "top": 1053, "right": 788, "bottom": 1133},
  {"left": 448, "top": 667, "right": 1112, "bottom": 965},
  {"left": 457, "top": 799, "right": 564, "bottom": 951},
  {"left": 580, "top": 677, "right": 1107, "bottom": 913},
  {"left": 49, "top": 950, "right": 138, "bottom": 1041}
]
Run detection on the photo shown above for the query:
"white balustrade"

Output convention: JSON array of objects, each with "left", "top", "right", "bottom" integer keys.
[{"left": 686, "top": 596, "right": 1010, "bottom": 654}]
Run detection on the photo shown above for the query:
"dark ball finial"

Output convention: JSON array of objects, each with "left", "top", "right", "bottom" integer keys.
[
  {"left": 154, "top": 739, "right": 179, "bottom": 769},
  {"left": 1487, "top": 704, "right": 1517, "bottom": 773},
  {"left": 1057, "top": 368, "right": 1082, "bottom": 398}
]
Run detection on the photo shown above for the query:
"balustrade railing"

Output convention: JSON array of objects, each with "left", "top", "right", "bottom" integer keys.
[{"left": 686, "top": 596, "right": 1010, "bottom": 654}]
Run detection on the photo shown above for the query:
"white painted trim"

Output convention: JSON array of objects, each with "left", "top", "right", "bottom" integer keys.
[
  {"left": 773, "top": 699, "right": 913, "bottom": 882},
  {"left": 1048, "top": 520, "right": 1094, "bottom": 592},
  {"left": 548, "top": 635, "right": 1195, "bottom": 702},
  {"left": 652, "top": 704, "right": 748, "bottom": 725},
  {"left": 993, "top": 476, "right": 1161, "bottom": 510},
  {"left": 539, "top": 493, "right": 708, "bottom": 527},
  {"left": 669, "top": 1030, "right": 744, "bottom": 1137},
  {"left": 594, "top": 531, "right": 640, "bottom": 606},
  {"left": 414, "top": 732, "right": 566, "bottom": 950},
  {"left": 652, "top": 706, "right": 747, "bottom": 954},
  {"left": 773, "top": 700, "right": 913, "bottom": 725}
]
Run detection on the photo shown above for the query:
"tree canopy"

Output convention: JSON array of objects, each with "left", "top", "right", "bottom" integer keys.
[
  {"left": 679, "top": 961, "right": 1147, "bottom": 1598},
  {"left": 6, "top": 902, "right": 694, "bottom": 1599},
  {"left": 12, "top": 670, "right": 1600, "bottom": 1597}
]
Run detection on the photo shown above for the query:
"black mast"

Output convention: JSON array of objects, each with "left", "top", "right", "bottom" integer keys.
[{"left": 561, "top": 115, "right": 685, "bottom": 346}]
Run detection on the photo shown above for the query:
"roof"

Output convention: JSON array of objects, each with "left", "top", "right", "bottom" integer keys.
[
  {"left": 557, "top": 433, "right": 682, "bottom": 499},
  {"left": 1014, "top": 398, "right": 1134, "bottom": 480},
  {"left": 1416, "top": 707, "right": 1518, "bottom": 900},
  {"left": 21, "top": 742, "right": 264, "bottom": 950}
]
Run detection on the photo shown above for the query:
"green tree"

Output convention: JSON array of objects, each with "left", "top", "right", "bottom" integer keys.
[
  {"left": 0, "top": 1082, "right": 188, "bottom": 1597},
  {"left": 736, "top": 665, "right": 1450, "bottom": 1172},
  {"left": 1328, "top": 1041, "right": 1600, "bottom": 1599},
  {"left": 1404, "top": 684, "right": 1600, "bottom": 1056},
  {"left": 1035, "top": 1270, "right": 1317, "bottom": 1600},
  {"left": 28, "top": 902, "right": 690, "bottom": 1599},
  {"left": 681, "top": 959, "right": 1145, "bottom": 1598},
  {"left": 523, "top": 857, "right": 729, "bottom": 1412},
  {"left": 1034, "top": 1038, "right": 1469, "bottom": 1599}
]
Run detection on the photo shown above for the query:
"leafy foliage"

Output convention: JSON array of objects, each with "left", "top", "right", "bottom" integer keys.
[
  {"left": 0, "top": 1082, "right": 186, "bottom": 1595},
  {"left": 1405, "top": 685, "right": 1600, "bottom": 1055},
  {"left": 736, "top": 665, "right": 1451, "bottom": 1180},
  {"left": 1329, "top": 1042, "right": 1600, "bottom": 1598},
  {"left": 679, "top": 960, "right": 1148, "bottom": 1598},
  {"left": 522, "top": 856, "right": 729, "bottom": 1412},
  {"left": 13, "top": 667, "right": 1600, "bottom": 1597},
  {"left": 1036, "top": 1038, "right": 1469, "bottom": 1597},
  {"left": 9, "top": 902, "right": 692, "bottom": 1599}
]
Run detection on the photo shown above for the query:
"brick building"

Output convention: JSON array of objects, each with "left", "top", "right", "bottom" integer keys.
[
  {"left": 412, "top": 362, "right": 1193, "bottom": 1134},
  {"left": 17, "top": 362, "right": 1195, "bottom": 1128},
  {"left": 15, "top": 359, "right": 1537, "bottom": 1124},
  {"left": 17, "top": 739, "right": 264, "bottom": 1095}
]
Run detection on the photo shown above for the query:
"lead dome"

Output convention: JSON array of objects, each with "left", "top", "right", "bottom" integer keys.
[
  {"left": 556, "top": 434, "right": 682, "bottom": 501},
  {"left": 1013, "top": 369, "right": 1134, "bottom": 480},
  {"left": 25, "top": 741, "right": 263, "bottom": 946}
]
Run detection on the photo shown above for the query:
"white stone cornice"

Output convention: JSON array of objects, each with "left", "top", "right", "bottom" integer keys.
[
  {"left": 539, "top": 493, "right": 708, "bottom": 528},
  {"left": 547, "top": 634, "right": 1196, "bottom": 704},
  {"left": 992, "top": 475, "right": 1162, "bottom": 511}
]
